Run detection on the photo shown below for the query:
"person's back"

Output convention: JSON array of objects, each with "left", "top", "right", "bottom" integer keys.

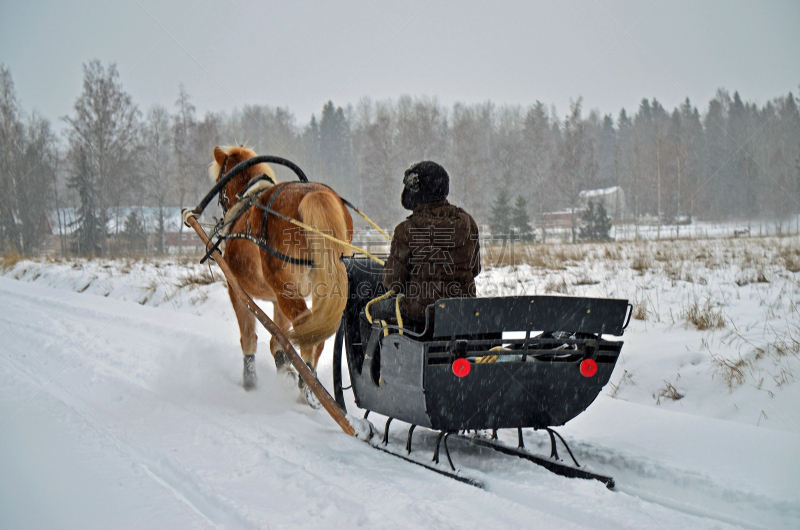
[{"left": 380, "top": 161, "right": 481, "bottom": 321}]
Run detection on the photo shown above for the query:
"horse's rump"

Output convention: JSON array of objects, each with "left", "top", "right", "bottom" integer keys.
[{"left": 285, "top": 190, "right": 352, "bottom": 349}]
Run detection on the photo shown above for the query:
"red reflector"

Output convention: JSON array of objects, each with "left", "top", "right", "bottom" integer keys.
[
  {"left": 580, "top": 359, "right": 597, "bottom": 377},
  {"left": 452, "top": 358, "right": 471, "bottom": 377}
]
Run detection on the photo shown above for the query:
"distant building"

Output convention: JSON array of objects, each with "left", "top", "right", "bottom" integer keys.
[
  {"left": 578, "top": 186, "right": 626, "bottom": 220},
  {"left": 543, "top": 187, "right": 626, "bottom": 229}
]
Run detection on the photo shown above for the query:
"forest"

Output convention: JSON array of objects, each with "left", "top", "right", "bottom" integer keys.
[{"left": 1, "top": 60, "right": 799, "bottom": 255}]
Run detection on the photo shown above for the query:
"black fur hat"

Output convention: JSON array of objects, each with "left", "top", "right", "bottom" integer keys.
[{"left": 401, "top": 161, "right": 450, "bottom": 211}]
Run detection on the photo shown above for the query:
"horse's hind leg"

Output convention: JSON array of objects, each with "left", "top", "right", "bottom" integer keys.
[
  {"left": 228, "top": 285, "right": 258, "bottom": 390},
  {"left": 270, "top": 306, "right": 293, "bottom": 374},
  {"left": 311, "top": 342, "right": 325, "bottom": 371}
]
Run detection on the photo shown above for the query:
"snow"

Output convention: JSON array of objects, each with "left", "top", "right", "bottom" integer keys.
[{"left": 1, "top": 236, "right": 799, "bottom": 528}]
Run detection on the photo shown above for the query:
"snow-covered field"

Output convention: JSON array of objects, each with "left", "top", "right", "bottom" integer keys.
[{"left": 1, "top": 236, "right": 799, "bottom": 529}]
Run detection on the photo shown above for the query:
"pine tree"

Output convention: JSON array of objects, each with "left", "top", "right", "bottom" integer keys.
[
  {"left": 69, "top": 147, "right": 105, "bottom": 255},
  {"left": 319, "top": 101, "right": 351, "bottom": 190},
  {"left": 579, "top": 200, "right": 612, "bottom": 241},
  {"left": 510, "top": 195, "right": 534, "bottom": 241},
  {"left": 489, "top": 187, "right": 512, "bottom": 239},
  {"left": 122, "top": 209, "right": 146, "bottom": 253}
]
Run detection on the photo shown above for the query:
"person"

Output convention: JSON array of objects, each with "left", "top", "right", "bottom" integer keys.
[{"left": 368, "top": 161, "right": 481, "bottom": 326}]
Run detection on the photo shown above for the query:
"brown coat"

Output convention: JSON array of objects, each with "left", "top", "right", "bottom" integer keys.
[{"left": 382, "top": 200, "right": 481, "bottom": 318}]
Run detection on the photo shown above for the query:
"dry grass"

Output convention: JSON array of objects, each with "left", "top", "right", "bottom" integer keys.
[
  {"left": 140, "top": 278, "right": 159, "bottom": 304},
  {"left": 632, "top": 303, "right": 649, "bottom": 321},
  {"left": 482, "top": 242, "right": 598, "bottom": 270},
  {"left": 175, "top": 268, "right": 219, "bottom": 289},
  {"left": 607, "top": 370, "right": 633, "bottom": 398},
  {"left": 630, "top": 253, "right": 651, "bottom": 274},
  {"left": 681, "top": 298, "right": 727, "bottom": 330},
  {"left": 711, "top": 354, "right": 749, "bottom": 389},
  {"left": 544, "top": 276, "right": 570, "bottom": 294},
  {"left": 573, "top": 274, "right": 599, "bottom": 286},
  {"left": 663, "top": 260, "right": 683, "bottom": 281},
  {"left": 656, "top": 381, "right": 684, "bottom": 403},
  {"left": 0, "top": 252, "right": 25, "bottom": 272},
  {"left": 710, "top": 301, "right": 800, "bottom": 390}
]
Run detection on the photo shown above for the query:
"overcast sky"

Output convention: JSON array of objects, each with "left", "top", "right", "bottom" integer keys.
[{"left": 1, "top": 0, "right": 798, "bottom": 132}]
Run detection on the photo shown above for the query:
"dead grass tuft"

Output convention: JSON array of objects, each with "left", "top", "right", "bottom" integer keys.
[
  {"left": 544, "top": 276, "right": 570, "bottom": 294},
  {"left": 0, "top": 252, "right": 25, "bottom": 272},
  {"left": 573, "top": 274, "right": 599, "bottom": 286},
  {"left": 656, "top": 381, "right": 684, "bottom": 403},
  {"left": 682, "top": 298, "right": 726, "bottom": 330},
  {"left": 711, "top": 355, "right": 749, "bottom": 389},
  {"left": 630, "top": 253, "right": 651, "bottom": 274},
  {"left": 175, "top": 268, "right": 219, "bottom": 289}
]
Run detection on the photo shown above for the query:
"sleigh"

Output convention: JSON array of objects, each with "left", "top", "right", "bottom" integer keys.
[
  {"left": 184, "top": 152, "right": 632, "bottom": 489},
  {"left": 332, "top": 254, "right": 632, "bottom": 487}
]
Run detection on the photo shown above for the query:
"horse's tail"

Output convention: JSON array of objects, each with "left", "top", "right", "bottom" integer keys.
[{"left": 286, "top": 191, "right": 351, "bottom": 350}]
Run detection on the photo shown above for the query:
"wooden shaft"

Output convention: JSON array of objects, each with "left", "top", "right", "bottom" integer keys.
[{"left": 185, "top": 213, "right": 355, "bottom": 437}]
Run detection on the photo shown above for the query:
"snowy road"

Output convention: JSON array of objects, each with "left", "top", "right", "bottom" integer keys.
[{"left": 1, "top": 276, "right": 797, "bottom": 529}]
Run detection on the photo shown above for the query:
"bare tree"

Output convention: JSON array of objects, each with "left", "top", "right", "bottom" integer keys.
[
  {"left": 65, "top": 60, "right": 140, "bottom": 255},
  {"left": 449, "top": 102, "right": 494, "bottom": 222},
  {"left": 172, "top": 84, "right": 203, "bottom": 253},
  {"left": 143, "top": 105, "right": 173, "bottom": 253},
  {"left": 355, "top": 100, "right": 399, "bottom": 227},
  {"left": 0, "top": 65, "right": 26, "bottom": 251},
  {"left": 0, "top": 66, "right": 57, "bottom": 253}
]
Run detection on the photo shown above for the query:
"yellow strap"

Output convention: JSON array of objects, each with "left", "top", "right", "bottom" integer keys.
[
  {"left": 285, "top": 217, "right": 385, "bottom": 266},
  {"left": 352, "top": 207, "right": 392, "bottom": 242}
]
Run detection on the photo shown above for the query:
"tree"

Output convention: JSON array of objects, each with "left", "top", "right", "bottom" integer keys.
[
  {"left": 510, "top": 195, "right": 534, "bottom": 241},
  {"left": 523, "top": 102, "right": 552, "bottom": 242},
  {"left": 0, "top": 65, "right": 25, "bottom": 251},
  {"left": 142, "top": 105, "right": 173, "bottom": 253},
  {"left": 556, "top": 99, "right": 590, "bottom": 243},
  {"left": 489, "top": 186, "right": 512, "bottom": 238},
  {"left": 173, "top": 84, "right": 199, "bottom": 254},
  {"left": 449, "top": 102, "right": 494, "bottom": 221},
  {"left": 579, "top": 200, "right": 612, "bottom": 241},
  {"left": 0, "top": 66, "right": 57, "bottom": 253},
  {"left": 17, "top": 114, "right": 57, "bottom": 252},
  {"left": 395, "top": 95, "right": 448, "bottom": 163},
  {"left": 319, "top": 100, "right": 352, "bottom": 190},
  {"left": 68, "top": 147, "right": 104, "bottom": 255},
  {"left": 355, "top": 101, "right": 398, "bottom": 226},
  {"left": 122, "top": 209, "right": 146, "bottom": 253},
  {"left": 65, "top": 60, "right": 140, "bottom": 255}
]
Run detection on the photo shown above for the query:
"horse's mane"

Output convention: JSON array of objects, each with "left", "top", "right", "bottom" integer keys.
[{"left": 208, "top": 145, "right": 277, "bottom": 183}]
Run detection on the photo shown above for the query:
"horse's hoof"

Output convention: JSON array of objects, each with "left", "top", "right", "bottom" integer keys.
[
  {"left": 274, "top": 349, "right": 290, "bottom": 372},
  {"left": 297, "top": 362, "right": 316, "bottom": 389},
  {"left": 243, "top": 354, "right": 258, "bottom": 390},
  {"left": 304, "top": 385, "right": 321, "bottom": 409}
]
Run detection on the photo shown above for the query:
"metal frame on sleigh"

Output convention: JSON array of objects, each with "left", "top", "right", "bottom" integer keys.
[{"left": 332, "top": 254, "right": 632, "bottom": 488}]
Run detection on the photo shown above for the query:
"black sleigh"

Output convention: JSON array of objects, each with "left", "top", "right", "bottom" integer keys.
[{"left": 332, "top": 254, "right": 632, "bottom": 488}]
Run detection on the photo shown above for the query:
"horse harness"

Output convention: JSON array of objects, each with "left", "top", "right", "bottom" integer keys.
[{"left": 202, "top": 157, "right": 316, "bottom": 267}]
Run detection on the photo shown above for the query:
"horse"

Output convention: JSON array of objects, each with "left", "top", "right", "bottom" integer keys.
[{"left": 209, "top": 145, "right": 353, "bottom": 392}]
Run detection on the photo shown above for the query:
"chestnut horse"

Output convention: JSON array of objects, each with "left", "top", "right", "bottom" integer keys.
[{"left": 209, "top": 145, "right": 353, "bottom": 391}]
